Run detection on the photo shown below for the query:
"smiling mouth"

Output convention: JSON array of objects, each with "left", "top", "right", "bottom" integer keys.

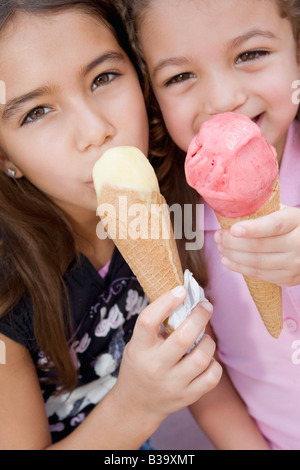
[{"left": 252, "top": 113, "right": 263, "bottom": 125}]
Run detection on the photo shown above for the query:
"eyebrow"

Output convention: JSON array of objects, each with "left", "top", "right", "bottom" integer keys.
[
  {"left": 1, "top": 86, "right": 57, "bottom": 121},
  {"left": 2, "top": 51, "right": 126, "bottom": 121},
  {"left": 79, "top": 51, "right": 126, "bottom": 76},
  {"left": 225, "top": 29, "right": 277, "bottom": 50},
  {"left": 152, "top": 56, "right": 190, "bottom": 79},
  {"left": 152, "top": 29, "right": 276, "bottom": 79}
]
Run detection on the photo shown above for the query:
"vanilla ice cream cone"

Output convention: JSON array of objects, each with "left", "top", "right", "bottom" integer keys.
[
  {"left": 216, "top": 178, "right": 283, "bottom": 338},
  {"left": 93, "top": 147, "right": 184, "bottom": 333}
]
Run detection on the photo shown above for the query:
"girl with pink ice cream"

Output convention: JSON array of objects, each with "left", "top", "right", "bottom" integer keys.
[{"left": 125, "top": 0, "right": 300, "bottom": 450}]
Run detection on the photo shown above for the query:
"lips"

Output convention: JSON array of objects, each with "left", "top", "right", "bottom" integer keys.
[
  {"left": 251, "top": 113, "right": 264, "bottom": 125},
  {"left": 87, "top": 179, "right": 95, "bottom": 190}
]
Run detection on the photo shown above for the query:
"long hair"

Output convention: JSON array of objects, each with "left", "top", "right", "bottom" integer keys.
[{"left": 0, "top": 0, "right": 137, "bottom": 392}]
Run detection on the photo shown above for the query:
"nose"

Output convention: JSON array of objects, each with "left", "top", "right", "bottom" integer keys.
[
  {"left": 202, "top": 71, "right": 247, "bottom": 115},
  {"left": 73, "top": 102, "right": 115, "bottom": 152}
]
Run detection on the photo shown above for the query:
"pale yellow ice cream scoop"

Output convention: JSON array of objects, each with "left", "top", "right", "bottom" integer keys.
[
  {"left": 93, "top": 146, "right": 159, "bottom": 197},
  {"left": 93, "top": 146, "right": 206, "bottom": 335}
]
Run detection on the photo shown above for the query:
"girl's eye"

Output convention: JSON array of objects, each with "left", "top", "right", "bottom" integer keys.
[
  {"left": 22, "top": 106, "right": 51, "bottom": 125},
  {"left": 92, "top": 72, "right": 120, "bottom": 90},
  {"left": 235, "top": 50, "right": 270, "bottom": 64},
  {"left": 165, "top": 72, "right": 196, "bottom": 87}
]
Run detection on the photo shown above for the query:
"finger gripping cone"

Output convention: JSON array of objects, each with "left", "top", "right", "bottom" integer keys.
[{"left": 216, "top": 178, "right": 283, "bottom": 339}]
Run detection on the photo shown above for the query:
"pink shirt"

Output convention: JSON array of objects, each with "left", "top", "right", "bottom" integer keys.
[
  {"left": 204, "top": 120, "right": 300, "bottom": 450},
  {"left": 98, "top": 261, "right": 111, "bottom": 279}
]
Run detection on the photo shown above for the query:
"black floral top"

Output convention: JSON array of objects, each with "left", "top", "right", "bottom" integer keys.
[{"left": 0, "top": 249, "right": 148, "bottom": 443}]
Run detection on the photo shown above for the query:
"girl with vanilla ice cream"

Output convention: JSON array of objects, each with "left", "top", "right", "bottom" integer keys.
[
  {"left": 125, "top": 0, "right": 300, "bottom": 450},
  {"left": 0, "top": 0, "right": 223, "bottom": 450}
]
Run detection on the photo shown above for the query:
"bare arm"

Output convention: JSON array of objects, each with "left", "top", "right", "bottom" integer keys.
[
  {"left": 0, "top": 292, "right": 221, "bottom": 450},
  {"left": 0, "top": 334, "right": 52, "bottom": 450},
  {"left": 189, "top": 324, "right": 270, "bottom": 450},
  {"left": 0, "top": 335, "right": 159, "bottom": 450}
]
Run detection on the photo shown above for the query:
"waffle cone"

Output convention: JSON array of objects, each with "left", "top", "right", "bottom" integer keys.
[
  {"left": 216, "top": 178, "right": 283, "bottom": 338},
  {"left": 97, "top": 185, "right": 184, "bottom": 332}
]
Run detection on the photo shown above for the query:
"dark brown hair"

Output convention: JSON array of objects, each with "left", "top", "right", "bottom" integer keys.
[{"left": 0, "top": 0, "right": 138, "bottom": 392}]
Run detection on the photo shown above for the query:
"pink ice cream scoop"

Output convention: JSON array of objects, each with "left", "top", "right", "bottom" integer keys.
[{"left": 185, "top": 113, "right": 278, "bottom": 218}]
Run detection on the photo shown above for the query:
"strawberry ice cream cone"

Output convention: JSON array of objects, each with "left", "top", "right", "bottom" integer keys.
[{"left": 185, "top": 112, "right": 283, "bottom": 338}]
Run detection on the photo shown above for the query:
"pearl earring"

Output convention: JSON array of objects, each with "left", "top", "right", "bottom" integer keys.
[{"left": 7, "top": 168, "right": 16, "bottom": 178}]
